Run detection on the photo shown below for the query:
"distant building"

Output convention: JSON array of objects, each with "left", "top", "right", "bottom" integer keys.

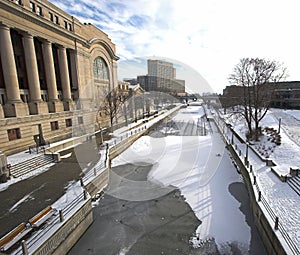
[
  {"left": 123, "top": 78, "right": 138, "bottom": 85},
  {"left": 137, "top": 59, "right": 185, "bottom": 96},
  {"left": 271, "top": 81, "right": 300, "bottom": 109},
  {"left": 221, "top": 81, "right": 300, "bottom": 109}
]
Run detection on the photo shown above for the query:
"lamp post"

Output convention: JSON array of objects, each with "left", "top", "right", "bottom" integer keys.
[{"left": 245, "top": 142, "right": 249, "bottom": 166}]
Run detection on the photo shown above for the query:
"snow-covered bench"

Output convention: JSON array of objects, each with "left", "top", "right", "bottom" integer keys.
[
  {"left": 0, "top": 222, "right": 32, "bottom": 251},
  {"left": 29, "top": 206, "right": 55, "bottom": 228}
]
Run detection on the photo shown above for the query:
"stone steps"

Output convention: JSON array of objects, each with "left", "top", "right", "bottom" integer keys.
[
  {"left": 10, "top": 154, "right": 55, "bottom": 178},
  {"left": 288, "top": 176, "right": 300, "bottom": 196}
]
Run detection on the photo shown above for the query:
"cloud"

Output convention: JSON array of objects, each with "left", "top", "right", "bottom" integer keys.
[{"left": 49, "top": 0, "right": 300, "bottom": 93}]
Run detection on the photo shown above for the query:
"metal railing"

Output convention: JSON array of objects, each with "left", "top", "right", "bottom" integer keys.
[
  {"left": 13, "top": 193, "right": 86, "bottom": 255},
  {"left": 213, "top": 110, "right": 299, "bottom": 255}
]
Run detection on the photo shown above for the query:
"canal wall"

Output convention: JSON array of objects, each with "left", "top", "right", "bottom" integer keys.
[
  {"left": 226, "top": 144, "right": 287, "bottom": 255},
  {"left": 212, "top": 114, "right": 289, "bottom": 255},
  {"left": 5, "top": 106, "right": 182, "bottom": 255},
  {"left": 85, "top": 168, "right": 109, "bottom": 197},
  {"left": 33, "top": 198, "right": 93, "bottom": 255}
]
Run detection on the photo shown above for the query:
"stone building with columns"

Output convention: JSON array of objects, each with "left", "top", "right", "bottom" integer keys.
[{"left": 0, "top": 0, "right": 119, "bottom": 155}]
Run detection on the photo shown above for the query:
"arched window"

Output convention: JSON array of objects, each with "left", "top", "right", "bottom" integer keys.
[{"left": 93, "top": 57, "right": 109, "bottom": 80}]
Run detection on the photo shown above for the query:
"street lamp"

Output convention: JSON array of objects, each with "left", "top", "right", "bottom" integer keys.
[{"left": 245, "top": 142, "right": 249, "bottom": 166}]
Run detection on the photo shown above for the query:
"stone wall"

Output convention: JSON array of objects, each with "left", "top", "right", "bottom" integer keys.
[{"left": 33, "top": 199, "right": 93, "bottom": 255}]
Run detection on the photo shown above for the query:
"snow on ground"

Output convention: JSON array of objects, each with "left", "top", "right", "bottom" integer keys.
[
  {"left": 222, "top": 108, "right": 300, "bottom": 253},
  {"left": 259, "top": 110, "right": 300, "bottom": 174},
  {"left": 112, "top": 105, "right": 251, "bottom": 253},
  {"left": 271, "top": 108, "right": 300, "bottom": 146},
  {"left": 223, "top": 108, "right": 300, "bottom": 175},
  {"left": 0, "top": 163, "right": 55, "bottom": 192},
  {"left": 7, "top": 150, "right": 40, "bottom": 165}
]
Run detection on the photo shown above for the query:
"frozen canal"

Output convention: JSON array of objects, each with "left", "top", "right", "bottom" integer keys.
[{"left": 68, "top": 104, "right": 267, "bottom": 255}]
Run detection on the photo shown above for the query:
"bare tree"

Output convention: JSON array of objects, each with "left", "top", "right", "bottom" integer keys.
[
  {"left": 103, "top": 87, "right": 130, "bottom": 130},
  {"left": 228, "top": 58, "right": 287, "bottom": 140}
]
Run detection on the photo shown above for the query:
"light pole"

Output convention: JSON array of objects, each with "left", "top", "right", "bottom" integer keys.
[{"left": 245, "top": 142, "right": 249, "bottom": 166}]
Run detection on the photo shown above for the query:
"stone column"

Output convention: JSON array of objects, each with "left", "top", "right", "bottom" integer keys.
[
  {"left": 0, "top": 24, "right": 20, "bottom": 103},
  {"left": 0, "top": 24, "right": 28, "bottom": 117},
  {"left": 42, "top": 40, "right": 63, "bottom": 112},
  {"left": 22, "top": 33, "right": 48, "bottom": 114},
  {"left": 58, "top": 46, "right": 73, "bottom": 110},
  {"left": 58, "top": 46, "right": 74, "bottom": 111}
]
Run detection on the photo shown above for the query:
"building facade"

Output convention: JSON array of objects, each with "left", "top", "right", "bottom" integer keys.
[
  {"left": 0, "top": 0, "right": 119, "bottom": 155},
  {"left": 137, "top": 59, "right": 185, "bottom": 95},
  {"left": 221, "top": 81, "right": 300, "bottom": 110}
]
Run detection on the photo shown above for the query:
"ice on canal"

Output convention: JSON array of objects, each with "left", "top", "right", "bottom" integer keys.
[{"left": 112, "top": 105, "right": 251, "bottom": 254}]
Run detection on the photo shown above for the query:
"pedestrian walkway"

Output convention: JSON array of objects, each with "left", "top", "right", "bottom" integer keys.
[{"left": 213, "top": 109, "right": 300, "bottom": 255}]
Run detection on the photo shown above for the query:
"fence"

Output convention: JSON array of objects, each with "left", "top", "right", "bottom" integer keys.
[
  {"left": 212, "top": 108, "right": 300, "bottom": 255},
  {"left": 28, "top": 142, "right": 50, "bottom": 154},
  {"left": 13, "top": 191, "right": 89, "bottom": 255}
]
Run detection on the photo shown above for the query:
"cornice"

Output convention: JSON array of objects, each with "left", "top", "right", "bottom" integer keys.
[
  {"left": 0, "top": 1, "right": 89, "bottom": 48},
  {"left": 89, "top": 38, "right": 120, "bottom": 61}
]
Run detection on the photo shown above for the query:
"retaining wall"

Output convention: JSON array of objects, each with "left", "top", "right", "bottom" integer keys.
[
  {"left": 227, "top": 144, "right": 287, "bottom": 255},
  {"left": 85, "top": 169, "right": 109, "bottom": 197},
  {"left": 32, "top": 199, "right": 93, "bottom": 255},
  {"left": 212, "top": 115, "right": 288, "bottom": 255}
]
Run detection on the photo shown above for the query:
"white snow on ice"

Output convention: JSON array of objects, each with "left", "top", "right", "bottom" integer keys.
[{"left": 113, "top": 104, "right": 251, "bottom": 253}]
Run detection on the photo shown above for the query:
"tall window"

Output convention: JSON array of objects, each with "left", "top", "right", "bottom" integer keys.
[
  {"left": 30, "top": 1, "right": 35, "bottom": 12},
  {"left": 37, "top": 5, "right": 42, "bottom": 16},
  {"left": 49, "top": 12, "right": 53, "bottom": 21},
  {"left": 93, "top": 57, "right": 109, "bottom": 80}
]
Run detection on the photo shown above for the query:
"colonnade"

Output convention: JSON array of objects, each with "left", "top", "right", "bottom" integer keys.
[{"left": 0, "top": 23, "right": 76, "bottom": 117}]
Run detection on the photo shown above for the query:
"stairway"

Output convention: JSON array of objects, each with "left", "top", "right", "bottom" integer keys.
[
  {"left": 10, "top": 154, "right": 56, "bottom": 178},
  {"left": 288, "top": 175, "right": 300, "bottom": 196}
]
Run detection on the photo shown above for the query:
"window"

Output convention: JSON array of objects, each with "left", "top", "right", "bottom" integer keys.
[
  {"left": 30, "top": 1, "right": 35, "bottom": 12},
  {"left": 93, "top": 57, "right": 109, "bottom": 80},
  {"left": 15, "top": 0, "right": 22, "bottom": 5},
  {"left": 78, "top": 116, "right": 83, "bottom": 124},
  {"left": 65, "top": 119, "right": 72, "bottom": 127},
  {"left": 64, "top": 21, "right": 68, "bottom": 29},
  {"left": 37, "top": 5, "right": 42, "bottom": 15},
  {"left": 50, "top": 121, "right": 59, "bottom": 131},
  {"left": 55, "top": 15, "right": 59, "bottom": 24},
  {"left": 7, "top": 128, "right": 21, "bottom": 141},
  {"left": 68, "top": 23, "right": 72, "bottom": 31},
  {"left": 49, "top": 12, "right": 53, "bottom": 21}
]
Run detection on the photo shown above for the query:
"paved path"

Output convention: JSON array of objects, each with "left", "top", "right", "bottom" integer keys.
[{"left": 0, "top": 140, "right": 100, "bottom": 238}]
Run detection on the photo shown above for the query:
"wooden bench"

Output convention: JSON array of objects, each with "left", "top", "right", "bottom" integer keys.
[
  {"left": 0, "top": 223, "right": 32, "bottom": 251},
  {"left": 29, "top": 206, "right": 55, "bottom": 228}
]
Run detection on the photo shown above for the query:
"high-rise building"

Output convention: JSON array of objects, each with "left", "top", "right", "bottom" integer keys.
[
  {"left": 137, "top": 59, "right": 185, "bottom": 95},
  {"left": 0, "top": 0, "right": 119, "bottom": 154}
]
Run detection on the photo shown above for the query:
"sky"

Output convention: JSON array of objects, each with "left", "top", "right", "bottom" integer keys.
[{"left": 49, "top": 0, "right": 300, "bottom": 94}]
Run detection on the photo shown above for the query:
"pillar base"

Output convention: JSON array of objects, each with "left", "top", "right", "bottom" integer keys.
[
  {"left": 3, "top": 102, "right": 29, "bottom": 117},
  {"left": 48, "top": 100, "right": 64, "bottom": 113},
  {"left": 28, "top": 101, "right": 49, "bottom": 115}
]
